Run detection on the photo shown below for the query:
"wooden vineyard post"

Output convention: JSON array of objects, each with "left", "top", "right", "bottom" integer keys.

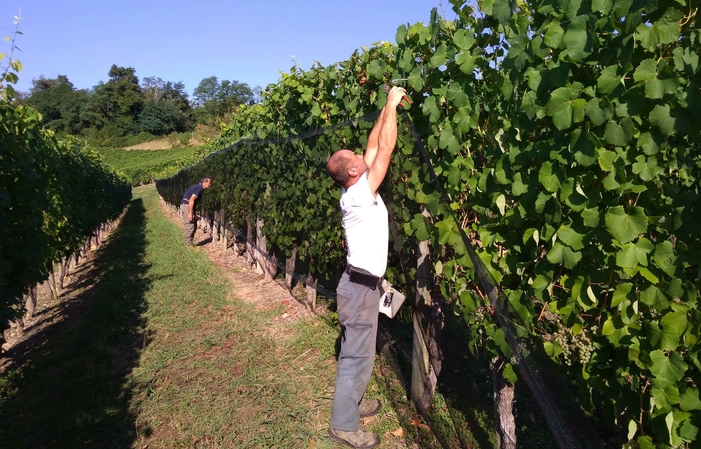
[
  {"left": 245, "top": 217, "right": 255, "bottom": 265},
  {"left": 212, "top": 209, "right": 220, "bottom": 242},
  {"left": 221, "top": 210, "right": 229, "bottom": 251},
  {"left": 306, "top": 273, "right": 317, "bottom": 311},
  {"left": 411, "top": 237, "right": 431, "bottom": 410},
  {"left": 492, "top": 355, "right": 517, "bottom": 449},
  {"left": 24, "top": 286, "right": 37, "bottom": 318},
  {"left": 411, "top": 207, "right": 440, "bottom": 413},
  {"left": 255, "top": 217, "right": 265, "bottom": 276},
  {"left": 285, "top": 245, "right": 298, "bottom": 292},
  {"left": 46, "top": 262, "right": 58, "bottom": 301},
  {"left": 255, "top": 217, "right": 277, "bottom": 280},
  {"left": 59, "top": 255, "right": 70, "bottom": 289}
]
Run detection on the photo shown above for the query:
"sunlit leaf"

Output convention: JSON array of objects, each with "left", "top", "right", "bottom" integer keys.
[
  {"left": 453, "top": 29, "right": 476, "bottom": 50},
  {"left": 563, "top": 17, "right": 591, "bottom": 60},
  {"left": 632, "top": 155, "right": 662, "bottom": 181},
  {"left": 649, "top": 104, "right": 676, "bottom": 136},
  {"left": 604, "top": 119, "right": 632, "bottom": 146},
  {"left": 615, "top": 238, "right": 653, "bottom": 268},
  {"left": 556, "top": 225, "right": 585, "bottom": 250},
  {"left": 652, "top": 241, "right": 677, "bottom": 277},
  {"left": 647, "top": 350, "right": 687, "bottom": 387},
  {"left": 546, "top": 242, "right": 582, "bottom": 269},
  {"left": 543, "top": 24, "right": 564, "bottom": 48},
  {"left": 407, "top": 67, "right": 424, "bottom": 91},
  {"left": 429, "top": 44, "right": 448, "bottom": 68},
  {"left": 680, "top": 388, "right": 701, "bottom": 411},
  {"left": 605, "top": 206, "right": 648, "bottom": 244},
  {"left": 597, "top": 66, "right": 622, "bottom": 95},
  {"left": 637, "top": 132, "right": 659, "bottom": 156},
  {"left": 581, "top": 208, "right": 600, "bottom": 228},
  {"left": 635, "top": 9, "right": 683, "bottom": 50},
  {"left": 538, "top": 161, "right": 561, "bottom": 192},
  {"left": 545, "top": 85, "right": 583, "bottom": 130}
]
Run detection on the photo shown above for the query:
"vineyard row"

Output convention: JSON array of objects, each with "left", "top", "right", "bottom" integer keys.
[{"left": 155, "top": 1, "right": 700, "bottom": 447}]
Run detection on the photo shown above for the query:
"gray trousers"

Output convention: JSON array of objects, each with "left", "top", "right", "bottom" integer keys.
[
  {"left": 180, "top": 203, "right": 196, "bottom": 245},
  {"left": 330, "top": 272, "right": 380, "bottom": 431}
]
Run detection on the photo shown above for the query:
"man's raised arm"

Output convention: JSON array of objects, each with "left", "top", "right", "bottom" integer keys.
[
  {"left": 363, "top": 107, "right": 387, "bottom": 169},
  {"left": 367, "top": 86, "right": 406, "bottom": 195}
]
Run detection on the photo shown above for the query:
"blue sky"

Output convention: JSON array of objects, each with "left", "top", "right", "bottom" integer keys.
[{"left": 1, "top": 0, "right": 456, "bottom": 96}]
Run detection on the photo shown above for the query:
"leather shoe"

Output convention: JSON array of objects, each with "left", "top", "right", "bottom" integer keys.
[
  {"left": 359, "top": 398, "right": 382, "bottom": 418},
  {"left": 328, "top": 427, "right": 380, "bottom": 448}
]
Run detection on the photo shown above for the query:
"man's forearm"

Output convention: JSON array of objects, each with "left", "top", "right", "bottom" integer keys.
[
  {"left": 377, "top": 106, "right": 398, "bottom": 156},
  {"left": 366, "top": 85, "right": 405, "bottom": 193},
  {"left": 364, "top": 107, "right": 389, "bottom": 165}
]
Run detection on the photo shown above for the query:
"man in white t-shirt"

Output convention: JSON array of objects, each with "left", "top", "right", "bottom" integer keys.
[{"left": 325, "top": 86, "right": 407, "bottom": 449}]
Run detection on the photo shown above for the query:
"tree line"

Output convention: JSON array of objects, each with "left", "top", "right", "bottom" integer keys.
[{"left": 16, "top": 64, "right": 261, "bottom": 146}]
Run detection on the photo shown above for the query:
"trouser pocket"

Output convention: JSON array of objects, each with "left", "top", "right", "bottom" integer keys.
[{"left": 340, "top": 322, "right": 374, "bottom": 358}]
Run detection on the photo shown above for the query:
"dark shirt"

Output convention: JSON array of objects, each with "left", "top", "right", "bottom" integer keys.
[{"left": 182, "top": 183, "right": 204, "bottom": 207}]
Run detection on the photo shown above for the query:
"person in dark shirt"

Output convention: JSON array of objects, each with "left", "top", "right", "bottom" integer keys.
[{"left": 180, "top": 177, "right": 211, "bottom": 246}]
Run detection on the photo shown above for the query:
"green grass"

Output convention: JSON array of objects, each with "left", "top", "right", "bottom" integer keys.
[
  {"left": 0, "top": 180, "right": 565, "bottom": 448},
  {"left": 0, "top": 184, "right": 420, "bottom": 448},
  {"left": 97, "top": 146, "right": 200, "bottom": 185}
]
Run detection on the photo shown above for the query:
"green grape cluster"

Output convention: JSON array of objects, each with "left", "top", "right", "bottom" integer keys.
[
  {"left": 473, "top": 307, "right": 486, "bottom": 326},
  {"left": 554, "top": 326, "right": 597, "bottom": 367}
]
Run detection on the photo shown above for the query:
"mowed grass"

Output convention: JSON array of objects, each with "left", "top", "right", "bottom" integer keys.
[{"left": 0, "top": 184, "right": 412, "bottom": 449}]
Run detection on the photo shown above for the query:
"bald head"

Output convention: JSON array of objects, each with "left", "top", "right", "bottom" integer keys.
[{"left": 327, "top": 150, "right": 356, "bottom": 187}]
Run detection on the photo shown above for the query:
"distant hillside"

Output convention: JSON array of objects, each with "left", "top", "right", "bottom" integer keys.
[
  {"left": 124, "top": 137, "right": 202, "bottom": 150},
  {"left": 97, "top": 146, "right": 200, "bottom": 185}
]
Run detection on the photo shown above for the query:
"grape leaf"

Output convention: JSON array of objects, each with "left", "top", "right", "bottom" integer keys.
[{"left": 605, "top": 206, "right": 648, "bottom": 243}]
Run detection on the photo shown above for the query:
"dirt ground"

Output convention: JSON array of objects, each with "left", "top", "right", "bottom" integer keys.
[{"left": 162, "top": 200, "right": 315, "bottom": 324}]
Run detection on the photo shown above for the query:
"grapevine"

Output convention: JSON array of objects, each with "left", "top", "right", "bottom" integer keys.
[{"left": 157, "top": 1, "right": 701, "bottom": 446}]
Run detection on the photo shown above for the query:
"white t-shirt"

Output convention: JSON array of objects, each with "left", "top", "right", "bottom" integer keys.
[{"left": 340, "top": 173, "right": 389, "bottom": 277}]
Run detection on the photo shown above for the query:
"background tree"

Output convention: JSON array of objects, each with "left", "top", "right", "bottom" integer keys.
[
  {"left": 192, "top": 75, "right": 257, "bottom": 123},
  {"left": 79, "top": 81, "right": 111, "bottom": 130},
  {"left": 17, "top": 65, "right": 264, "bottom": 143},
  {"left": 106, "top": 65, "right": 143, "bottom": 119},
  {"left": 139, "top": 76, "right": 192, "bottom": 134},
  {"left": 93, "top": 65, "right": 144, "bottom": 134},
  {"left": 192, "top": 75, "right": 219, "bottom": 106},
  {"left": 161, "top": 81, "right": 191, "bottom": 113},
  {"left": 219, "top": 79, "right": 254, "bottom": 112},
  {"left": 25, "top": 75, "right": 90, "bottom": 135}
]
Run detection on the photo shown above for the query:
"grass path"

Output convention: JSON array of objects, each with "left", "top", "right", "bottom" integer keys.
[{"left": 0, "top": 184, "right": 420, "bottom": 448}]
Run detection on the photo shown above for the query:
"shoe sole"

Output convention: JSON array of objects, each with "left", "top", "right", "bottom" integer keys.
[
  {"left": 360, "top": 407, "right": 381, "bottom": 418},
  {"left": 327, "top": 428, "right": 380, "bottom": 449}
]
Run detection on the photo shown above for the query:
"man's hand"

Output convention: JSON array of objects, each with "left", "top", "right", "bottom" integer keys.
[
  {"left": 383, "top": 84, "right": 411, "bottom": 108},
  {"left": 386, "top": 86, "right": 407, "bottom": 110},
  {"left": 188, "top": 212, "right": 194, "bottom": 223}
]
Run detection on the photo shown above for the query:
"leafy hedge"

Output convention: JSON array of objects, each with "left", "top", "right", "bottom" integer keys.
[
  {"left": 0, "top": 100, "right": 131, "bottom": 342},
  {"left": 157, "top": 1, "right": 700, "bottom": 446}
]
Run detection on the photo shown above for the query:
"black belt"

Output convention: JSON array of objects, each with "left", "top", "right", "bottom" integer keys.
[
  {"left": 346, "top": 265, "right": 381, "bottom": 290},
  {"left": 181, "top": 200, "right": 189, "bottom": 205}
]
